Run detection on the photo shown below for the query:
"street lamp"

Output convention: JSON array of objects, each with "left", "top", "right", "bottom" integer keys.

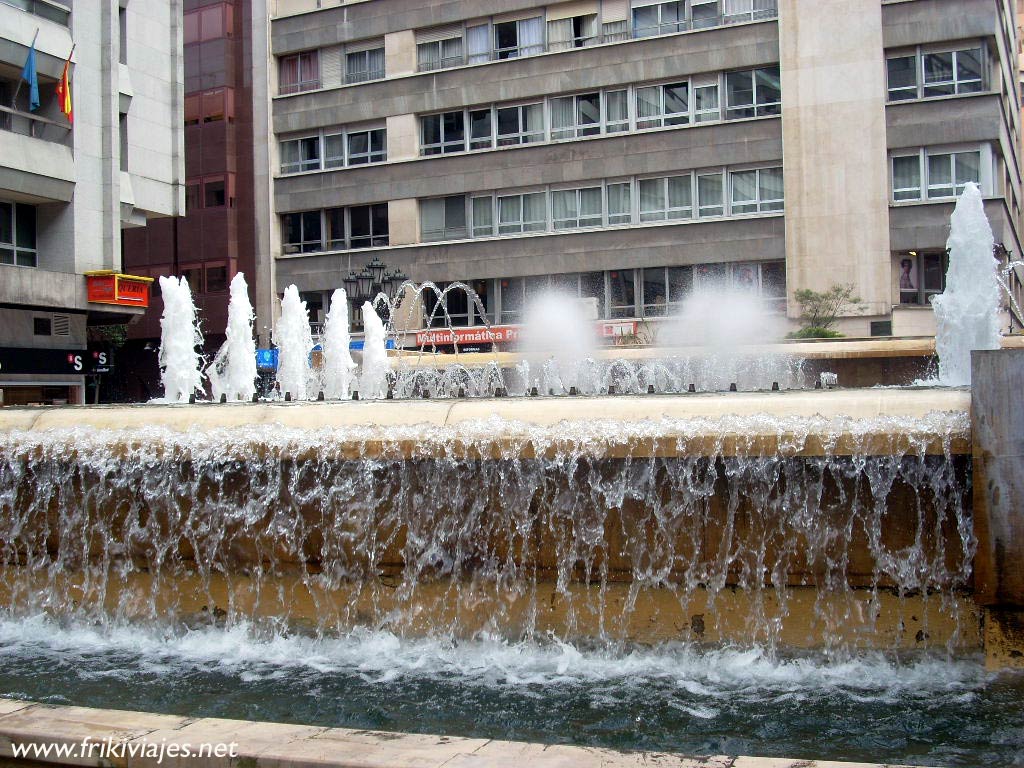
[
  {"left": 343, "top": 271, "right": 359, "bottom": 298},
  {"left": 367, "top": 255, "right": 387, "bottom": 286},
  {"left": 357, "top": 268, "right": 374, "bottom": 300}
]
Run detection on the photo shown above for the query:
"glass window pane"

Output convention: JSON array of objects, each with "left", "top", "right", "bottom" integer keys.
[
  {"left": 522, "top": 104, "right": 543, "bottom": 137},
  {"left": 694, "top": 84, "right": 719, "bottom": 121},
  {"left": 726, "top": 70, "right": 754, "bottom": 111},
  {"left": 923, "top": 51, "right": 954, "bottom": 84},
  {"left": 326, "top": 208, "right": 345, "bottom": 249},
  {"left": 887, "top": 56, "right": 917, "bottom": 99},
  {"left": 698, "top": 173, "right": 724, "bottom": 216},
  {"left": 472, "top": 196, "right": 493, "bottom": 236},
  {"left": 761, "top": 262, "right": 786, "bottom": 298},
  {"left": 0, "top": 202, "right": 12, "bottom": 245},
  {"left": 755, "top": 67, "right": 782, "bottom": 109},
  {"left": 608, "top": 182, "right": 631, "bottom": 224},
  {"left": 892, "top": 155, "right": 921, "bottom": 200},
  {"left": 667, "top": 266, "right": 692, "bottom": 303},
  {"left": 731, "top": 170, "right": 757, "bottom": 213},
  {"left": 498, "top": 196, "right": 521, "bottom": 233},
  {"left": 606, "top": 90, "right": 629, "bottom": 130},
  {"left": 956, "top": 48, "right": 983, "bottom": 88},
  {"left": 954, "top": 151, "right": 981, "bottom": 191},
  {"left": 581, "top": 272, "right": 606, "bottom": 317},
  {"left": 523, "top": 193, "right": 546, "bottom": 230},
  {"left": 636, "top": 86, "right": 661, "bottom": 123},
  {"left": 579, "top": 187, "right": 602, "bottom": 218},
  {"left": 759, "top": 167, "right": 784, "bottom": 209},
  {"left": 663, "top": 83, "right": 688, "bottom": 124},
  {"left": 470, "top": 109, "right": 492, "bottom": 142},
  {"left": 927, "top": 153, "right": 954, "bottom": 197},
  {"left": 667, "top": 175, "right": 692, "bottom": 216},
  {"left": 609, "top": 269, "right": 635, "bottom": 317},
  {"left": 496, "top": 107, "right": 519, "bottom": 138},
  {"left": 643, "top": 267, "right": 667, "bottom": 314},
  {"left": 552, "top": 190, "right": 577, "bottom": 228},
  {"left": 639, "top": 178, "right": 665, "bottom": 221},
  {"left": 14, "top": 204, "right": 34, "bottom": 249}
]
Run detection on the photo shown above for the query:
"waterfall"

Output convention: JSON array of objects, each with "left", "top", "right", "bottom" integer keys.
[
  {"left": 207, "top": 273, "right": 257, "bottom": 402},
  {"left": 157, "top": 275, "right": 204, "bottom": 403}
]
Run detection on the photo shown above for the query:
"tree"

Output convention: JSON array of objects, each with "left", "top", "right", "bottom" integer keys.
[{"left": 788, "top": 284, "right": 865, "bottom": 339}]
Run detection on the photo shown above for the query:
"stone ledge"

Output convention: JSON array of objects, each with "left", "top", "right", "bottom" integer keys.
[{"left": 0, "top": 699, "right": 932, "bottom": 768}]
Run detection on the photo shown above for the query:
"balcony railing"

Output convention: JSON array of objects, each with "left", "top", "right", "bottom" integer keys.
[
  {"left": 415, "top": 4, "right": 778, "bottom": 74},
  {"left": 0, "top": 0, "right": 69, "bottom": 26},
  {"left": 0, "top": 104, "right": 71, "bottom": 143},
  {"left": 345, "top": 69, "right": 385, "bottom": 84}
]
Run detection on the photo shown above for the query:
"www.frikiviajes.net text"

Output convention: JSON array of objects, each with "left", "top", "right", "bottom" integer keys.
[{"left": 11, "top": 736, "right": 241, "bottom": 764}]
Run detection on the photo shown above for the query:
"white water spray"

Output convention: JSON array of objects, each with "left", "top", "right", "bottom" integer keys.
[
  {"left": 157, "top": 275, "right": 204, "bottom": 403},
  {"left": 931, "top": 184, "right": 1002, "bottom": 386},
  {"left": 359, "top": 301, "right": 389, "bottom": 398},
  {"left": 520, "top": 292, "right": 599, "bottom": 394},
  {"left": 322, "top": 289, "right": 357, "bottom": 400},
  {"left": 276, "top": 285, "right": 316, "bottom": 400},
  {"left": 207, "top": 273, "right": 257, "bottom": 402}
]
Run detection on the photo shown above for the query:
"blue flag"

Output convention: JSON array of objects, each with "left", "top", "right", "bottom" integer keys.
[{"left": 21, "top": 42, "right": 39, "bottom": 112}]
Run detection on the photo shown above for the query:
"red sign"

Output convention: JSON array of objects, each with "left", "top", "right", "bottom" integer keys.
[
  {"left": 416, "top": 325, "right": 521, "bottom": 346},
  {"left": 414, "top": 321, "right": 639, "bottom": 347},
  {"left": 85, "top": 271, "right": 153, "bottom": 308}
]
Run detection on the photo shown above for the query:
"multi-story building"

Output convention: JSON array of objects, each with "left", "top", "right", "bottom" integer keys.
[
  {"left": 119, "top": 0, "right": 262, "bottom": 401},
  {"left": 264, "top": 0, "right": 1022, "bottom": 344},
  {"left": 0, "top": 0, "right": 184, "bottom": 405}
]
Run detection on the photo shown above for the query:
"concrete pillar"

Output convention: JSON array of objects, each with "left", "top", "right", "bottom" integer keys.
[
  {"left": 384, "top": 30, "right": 417, "bottom": 78},
  {"left": 386, "top": 114, "right": 420, "bottom": 161},
  {"left": 971, "top": 348, "right": 1024, "bottom": 669},
  {"left": 778, "top": 0, "right": 892, "bottom": 326},
  {"left": 388, "top": 199, "right": 419, "bottom": 245}
]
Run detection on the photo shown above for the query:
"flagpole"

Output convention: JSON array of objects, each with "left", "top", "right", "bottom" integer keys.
[{"left": 11, "top": 29, "right": 40, "bottom": 110}]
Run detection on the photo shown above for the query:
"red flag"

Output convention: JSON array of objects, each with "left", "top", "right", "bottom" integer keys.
[{"left": 55, "top": 57, "right": 72, "bottom": 124}]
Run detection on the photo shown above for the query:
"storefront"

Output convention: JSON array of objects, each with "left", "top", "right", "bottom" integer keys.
[{"left": 0, "top": 347, "right": 112, "bottom": 406}]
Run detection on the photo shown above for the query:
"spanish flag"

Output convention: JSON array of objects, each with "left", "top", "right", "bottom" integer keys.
[{"left": 55, "top": 53, "right": 73, "bottom": 124}]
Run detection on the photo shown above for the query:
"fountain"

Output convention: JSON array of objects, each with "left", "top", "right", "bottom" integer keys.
[
  {"left": 359, "top": 299, "right": 389, "bottom": 398},
  {"left": 275, "top": 285, "right": 317, "bottom": 400},
  {"left": 519, "top": 291, "right": 599, "bottom": 394},
  {"left": 156, "top": 275, "right": 204, "bottom": 402},
  {"left": 321, "top": 288, "right": 357, "bottom": 400},
  {"left": 932, "top": 183, "right": 1002, "bottom": 386},
  {"left": 206, "top": 273, "right": 257, "bottom": 402}
]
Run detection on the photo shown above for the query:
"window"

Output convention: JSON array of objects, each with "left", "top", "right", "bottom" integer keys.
[
  {"left": 607, "top": 182, "right": 632, "bottom": 225},
  {"left": 551, "top": 187, "right": 603, "bottom": 229},
  {"left": 182, "top": 267, "right": 203, "bottom": 294},
  {"left": 602, "top": 20, "right": 629, "bottom": 42},
  {"left": 609, "top": 269, "right": 637, "bottom": 318},
  {"left": 636, "top": 82, "right": 689, "bottom": 129},
  {"left": 496, "top": 103, "right": 544, "bottom": 146},
  {"left": 642, "top": 268, "right": 670, "bottom": 316},
  {"left": 468, "top": 108, "right": 493, "bottom": 150},
  {"left": 729, "top": 167, "right": 783, "bottom": 213},
  {"left": 279, "top": 51, "right": 320, "bottom": 95},
  {"left": 185, "top": 182, "right": 201, "bottom": 212},
  {"left": 887, "top": 47, "right": 985, "bottom": 101},
  {"left": 725, "top": 66, "right": 781, "bottom": 118},
  {"left": 497, "top": 192, "right": 545, "bottom": 234},
  {"left": 693, "top": 81, "right": 720, "bottom": 122},
  {"left": 550, "top": 93, "right": 601, "bottom": 140},
  {"left": 500, "top": 277, "right": 525, "bottom": 323},
  {"left": 691, "top": 0, "right": 719, "bottom": 28},
  {"left": 890, "top": 148, "right": 983, "bottom": 201},
  {"left": 282, "top": 211, "right": 323, "bottom": 253},
  {"left": 184, "top": 4, "right": 233, "bottom": 44},
  {"left": 421, "top": 196, "right": 468, "bottom": 241},
  {"left": 206, "top": 265, "right": 229, "bottom": 293},
  {"left": 417, "top": 37, "right": 464, "bottom": 71},
  {"left": 346, "top": 48, "right": 385, "bottom": 83},
  {"left": 472, "top": 196, "right": 495, "bottom": 237},
  {"left": 606, "top": 90, "right": 629, "bottom": 133},
  {"left": 891, "top": 155, "right": 921, "bottom": 201},
  {"left": 326, "top": 208, "right": 346, "bottom": 250},
  {"left": 898, "top": 251, "right": 948, "bottom": 305},
  {"left": 349, "top": 203, "right": 389, "bottom": 248},
  {"left": 119, "top": 7, "right": 127, "bottom": 64},
  {"left": 639, "top": 175, "right": 693, "bottom": 221},
  {"left": 927, "top": 150, "right": 980, "bottom": 198},
  {"left": 547, "top": 14, "right": 598, "bottom": 51},
  {"left": 633, "top": 1, "right": 682, "bottom": 37},
  {"left": 923, "top": 48, "right": 983, "bottom": 97},
  {"left": 421, "top": 111, "right": 466, "bottom": 155},
  {"left": 33, "top": 317, "right": 51, "bottom": 336},
  {"left": 324, "top": 132, "right": 346, "bottom": 169},
  {"left": 493, "top": 17, "right": 544, "bottom": 59},
  {"left": 0, "top": 201, "right": 36, "bottom": 267},
  {"left": 280, "top": 136, "right": 320, "bottom": 174},
  {"left": 887, "top": 55, "right": 917, "bottom": 101},
  {"left": 698, "top": 172, "right": 725, "bottom": 217},
  {"left": 204, "top": 178, "right": 226, "bottom": 208},
  {"left": 119, "top": 113, "right": 128, "bottom": 171},
  {"left": 347, "top": 128, "right": 386, "bottom": 165}
]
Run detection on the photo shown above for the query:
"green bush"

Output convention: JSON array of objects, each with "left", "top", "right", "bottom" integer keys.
[{"left": 786, "top": 327, "right": 845, "bottom": 339}]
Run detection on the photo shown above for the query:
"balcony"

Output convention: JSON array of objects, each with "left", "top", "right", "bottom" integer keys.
[
  {"left": 0, "top": 0, "right": 69, "bottom": 26},
  {"left": 415, "top": 3, "right": 778, "bottom": 74},
  {"left": 0, "top": 106, "right": 74, "bottom": 202}
]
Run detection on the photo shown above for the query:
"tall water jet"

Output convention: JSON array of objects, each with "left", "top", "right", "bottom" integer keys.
[
  {"left": 932, "top": 183, "right": 1002, "bottom": 386},
  {"left": 276, "top": 285, "right": 317, "bottom": 400},
  {"left": 359, "top": 300, "right": 389, "bottom": 398},
  {"left": 658, "top": 288, "right": 785, "bottom": 350},
  {"left": 322, "top": 288, "right": 357, "bottom": 399},
  {"left": 157, "top": 275, "right": 204, "bottom": 403},
  {"left": 207, "top": 273, "right": 257, "bottom": 402},
  {"left": 520, "top": 292, "right": 598, "bottom": 394}
]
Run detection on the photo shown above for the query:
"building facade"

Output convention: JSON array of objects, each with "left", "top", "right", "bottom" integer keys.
[
  {"left": 264, "top": 0, "right": 1022, "bottom": 342},
  {"left": 0, "top": 0, "right": 184, "bottom": 405},
  {"left": 120, "top": 0, "right": 261, "bottom": 401}
]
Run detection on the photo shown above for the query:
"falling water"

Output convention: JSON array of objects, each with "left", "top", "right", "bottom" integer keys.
[
  {"left": 206, "top": 273, "right": 257, "bottom": 402},
  {"left": 359, "top": 300, "right": 389, "bottom": 398},
  {"left": 932, "top": 183, "right": 1002, "bottom": 386},
  {"left": 321, "top": 289, "right": 357, "bottom": 400},
  {"left": 156, "top": 275, "right": 204, "bottom": 403},
  {"left": 276, "top": 285, "right": 317, "bottom": 400}
]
